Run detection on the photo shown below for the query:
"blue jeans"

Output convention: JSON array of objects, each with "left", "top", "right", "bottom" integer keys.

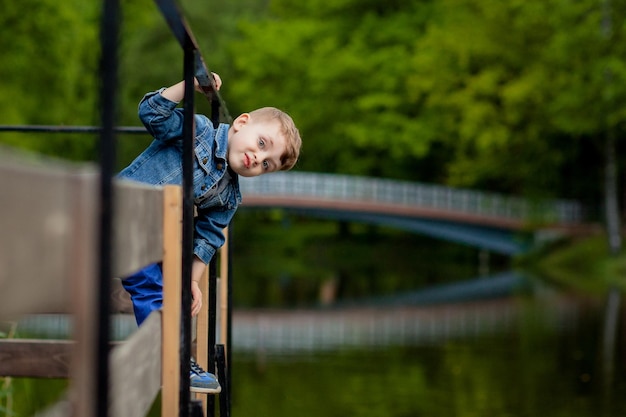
[{"left": 122, "top": 263, "right": 163, "bottom": 325}]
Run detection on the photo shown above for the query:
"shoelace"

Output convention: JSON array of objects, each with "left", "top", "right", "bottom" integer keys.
[{"left": 190, "top": 359, "right": 206, "bottom": 375}]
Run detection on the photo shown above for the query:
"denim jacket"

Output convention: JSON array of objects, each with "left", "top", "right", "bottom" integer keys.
[{"left": 118, "top": 88, "right": 241, "bottom": 264}]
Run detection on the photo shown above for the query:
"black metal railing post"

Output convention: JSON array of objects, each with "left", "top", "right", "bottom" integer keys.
[
  {"left": 152, "top": 2, "right": 235, "bottom": 415},
  {"left": 180, "top": 42, "right": 196, "bottom": 417},
  {"left": 97, "top": 0, "right": 119, "bottom": 415},
  {"left": 207, "top": 257, "right": 218, "bottom": 417},
  {"left": 226, "top": 223, "right": 234, "bottom": 411},
  {"left": 216, "top": 344, "right": 230, "bottom": 417}
]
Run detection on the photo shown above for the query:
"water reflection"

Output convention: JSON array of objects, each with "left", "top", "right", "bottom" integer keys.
[
  {"left": 231, "top": 280, "right": 625, "bottom": 417},
  {"left": 5, "top": 275, "right": 624, "bottom": 416},
  {"left": 233, "top": 272, "right": 574, "bottom": 354}
]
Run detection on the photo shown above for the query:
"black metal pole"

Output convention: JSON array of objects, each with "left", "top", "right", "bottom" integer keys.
[
  {"left": 207, "top": 69, "right": 220, "bottom": 417},
  {"left": 207, "top": 258, "right": 218, "bottom": 417},
  {"left": 180, "top": 44, "right": 195, "bottom": 417},
  {"left": 216, "top": 344, "right": 230, "bottom": 417},
  {"left": 227, "top": 221, "right": 234, "bottom": 407},
  {"left": 97, "top": 0, "right": 119, "bottom": 415},
  {"left": 210, "top": 97, "right": 220, "bottom": 129},
  {"left": 147, "top": 5, "right": 237, "bottom": 416},
  {"left": 0, "top": 125, "right": 147, "bottom": 134}
]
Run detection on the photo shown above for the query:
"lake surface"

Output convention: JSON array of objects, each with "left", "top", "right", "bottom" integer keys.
[
  {"left": 229, "top": 284, "right": 626, "bottom": 417},
  {"left": 5, "top": 276, "right": 625, "bottom": 417}
]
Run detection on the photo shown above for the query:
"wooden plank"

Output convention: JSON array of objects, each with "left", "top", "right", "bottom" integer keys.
[
  {"left": 0, "top": 339, "right": 123, "bottom": 379},
  {"left": 196, "top": 267, "right": 209, "bottom": 368},
  {"left": 0, "top": 158, "right": 98, "bottom": 319},
  {"left": 113, "top": 179, "right": 164, "bottom": 278},
  {"left": 193, "top": 267, "right": 210, "bottom": 410},
  {"left": 109, "top": 311, "right": 162, "bottom": 417},
  {"left": 0, "top": 339, "right": 72, "bottom": 378},
  {"left": 0, "top": 161, "right": 164, "bottom": 318},
  {"left": 67, "top": 171, "right": 99, "bottom": 417},
  {"left": 219, "top": 230, "right": 229, "bottom": 348},
  {"left": 161, "top": 185, "right": 182, "bottom": 417}
]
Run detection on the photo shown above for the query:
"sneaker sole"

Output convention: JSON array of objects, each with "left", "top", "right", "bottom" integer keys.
[{"left": 190, "top": 385, "right": 222, "bottom": 394}]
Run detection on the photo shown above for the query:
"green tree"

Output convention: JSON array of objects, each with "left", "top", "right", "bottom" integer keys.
[
  {"left": 116, "top": 0, "right": 272, "bottom": 167},
  {"left": 6, "top": 0, "right": 626, "bottom": 206},
  {"left": 0, "top": 0, "right": 101, "bottom": 159},
  {"left": 226, "top": 0, "right": 438, "bottom": 180},
  {"left": 409, "top": 0, "right": 626, "bottom": 197},
  {"left": 223, "top": 0, "right": 626, "bottom": 203}
]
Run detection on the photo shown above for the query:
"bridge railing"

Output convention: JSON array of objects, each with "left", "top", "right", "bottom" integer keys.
[
  {"left": 240, "top": 172, "right": 585, "bottom": 225},
  {"left": 0, "top": 147, "right": 185, "bottom": 417},
  {"left": 0, "top": 0, "right": 230, "bottom": 415}
]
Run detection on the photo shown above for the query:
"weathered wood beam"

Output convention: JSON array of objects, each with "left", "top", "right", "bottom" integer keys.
[
  {"left": 0, "top": 339, "right": 128, "bottom": 379},
  {"left": 0, "top": 157, "right": 165, "bottom": 320},
  {"left": 0, "top": 155, "right": 98, "bottom": 319},
  {"left": 113, "top": 179, "right": 164, "bottom": 278},
  {"left": 161, "top": 185, "right": 183, "bottom": 417},
  {"left": 109, "top": 310, "right": 162, "bottom": 417},
  {"left": 0, "top": 339, "right": 73, "bottom": 378}
]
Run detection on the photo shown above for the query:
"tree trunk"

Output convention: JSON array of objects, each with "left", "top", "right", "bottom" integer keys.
[{"left": 604, "top": 130, "right": 621, "bottom": 254}]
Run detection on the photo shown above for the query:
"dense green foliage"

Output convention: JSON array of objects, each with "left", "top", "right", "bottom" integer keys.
[
  {"left": 0, "top": 0, "right": 100, "bottom": 159},
  {"left": 2, "top": 0, "right": 626, "bottom": 201},
  {"left": 227, "top": 0, "right": 437, "bottom": 180},
  {"left": 407, "top": 0, "right": 626, "bottom": 196},
  {"left": 2, "top": 0, "right": 622, "bottom": 302},
  {"left": 0, "top": 377, "right": 67, "bottom": 416},
  {"left": 0, "top": 0, "right": 99, "bottom": 126},
  {"left": 526, "top": 234, "right": 626, "bottom": 293},
  {"left": 230, "top": 211, "right": 507, "bottom": 307},
  {"left": 224, "top": 0, "right": 626, "bottom": 200},
  {"left": 4, "top": 3, "right": 626, "bottom": 415}
]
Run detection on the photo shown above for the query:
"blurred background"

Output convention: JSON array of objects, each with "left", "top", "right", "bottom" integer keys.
[{"left": 1, "top": 0, "right": 626, "bottom": 415}]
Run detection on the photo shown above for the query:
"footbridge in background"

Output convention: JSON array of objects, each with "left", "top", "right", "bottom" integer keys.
[{"left": 239, "top": 172, "right": 593, "bottom": 255}]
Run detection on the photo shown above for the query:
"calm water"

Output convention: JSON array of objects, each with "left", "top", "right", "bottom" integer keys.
[
  {"left": 229, "top": 289, "right": 625, "bottom": 417},
  {"left": 4, "top": 280, "right": 625, "bottom": 417}
]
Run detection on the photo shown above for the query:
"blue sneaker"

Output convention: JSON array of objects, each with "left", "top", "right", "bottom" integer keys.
[{"left": 190, "top": 358, "right": 221, "bottom": 394}]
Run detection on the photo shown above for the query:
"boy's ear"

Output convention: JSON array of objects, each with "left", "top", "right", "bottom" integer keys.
[{"left": 232, "top": 113, "right": 250, "bottom": 131}]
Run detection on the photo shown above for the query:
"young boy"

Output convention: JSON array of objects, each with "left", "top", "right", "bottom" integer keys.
[{"left": 118, "top": 74, "right": 301, "bottom": 393}]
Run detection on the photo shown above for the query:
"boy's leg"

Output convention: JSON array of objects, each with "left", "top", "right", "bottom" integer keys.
[
  {"left": 121, "top": 263, "right": 164, "bottom": 326},
  {"left": 122, "top": 263, "right": 221, "bottom": 393}
]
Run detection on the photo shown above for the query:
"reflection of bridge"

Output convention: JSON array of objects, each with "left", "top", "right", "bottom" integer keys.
[
  {"left": 233, "top": 295, "right": 580, "bottom": 355},
  {"left": 17, "top": 273, "right": 582, "bottom": 355},
  {"left": 239, "top": 172, "right": 587, "bottom": 255}
]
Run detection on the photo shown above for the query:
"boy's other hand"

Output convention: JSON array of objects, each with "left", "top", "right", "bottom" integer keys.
[
  {"left": 212, "top": 72, "right": 222, "bottom": 90},
  {"left": 191, "top": 280, "right": 202, "bottom": 316},
  {"left": 194, "top": 72, "right": 222, "bottom": 93}
]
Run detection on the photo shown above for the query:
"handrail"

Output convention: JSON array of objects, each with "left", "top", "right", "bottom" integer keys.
[
  {"left": 0, "top": 125, "right": 148, "bottom": 134},
  {"left": 154, "top": 0, "right": 231, "bottom": 124},
  {"left": 96, "top": 0, "right": 119, "bottom": 412},
  {"left": 153, "top": 1, "right": 232, "bottom": 416},
  {"left": 240, "top": 172, "right": 585, "bottom": 225}
]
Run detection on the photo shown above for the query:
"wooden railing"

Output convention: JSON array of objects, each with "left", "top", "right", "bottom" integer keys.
[
  {"left": 0, "top": 149, "right": 225, "bottom": 417},
  {"left": 0, "top": 0, "right": 233, "bottom": 413}
]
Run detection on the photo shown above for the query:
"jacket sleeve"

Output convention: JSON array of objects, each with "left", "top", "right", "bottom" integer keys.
[
  {"left": 137, "top": 88, "right": 186, "bottom": 143},
  {"left": 193, "top": 205, "right": 236, "bottom": 264}
]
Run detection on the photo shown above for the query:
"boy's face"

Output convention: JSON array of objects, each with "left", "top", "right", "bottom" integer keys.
[{"left": 227, "top": 113, "right": 287, "bottom": 177}]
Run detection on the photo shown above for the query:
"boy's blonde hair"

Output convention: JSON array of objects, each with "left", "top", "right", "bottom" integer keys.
[{"left": 249, "top": 107, "right": 301, "bottom": 171}]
